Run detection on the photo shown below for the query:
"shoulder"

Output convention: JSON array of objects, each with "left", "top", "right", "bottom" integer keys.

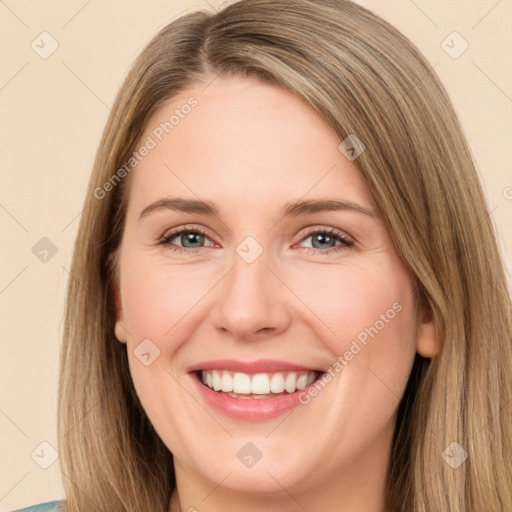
[{"left": 11, "top": 500, "right": 63, "bottom": 512}]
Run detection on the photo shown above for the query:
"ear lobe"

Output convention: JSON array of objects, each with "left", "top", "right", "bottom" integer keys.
[
  {"left": 416, "top": 306, "right": 440, "bottom": 358},
  {"left": 114, "top": 322, "right": 127, "bottom": 344},
  {"left": 113, "top": 282, "right": 127, "bottom": 344}
]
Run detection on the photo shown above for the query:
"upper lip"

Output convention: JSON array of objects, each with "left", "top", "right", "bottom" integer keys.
[{"left": 186, "top": 359, "right": 321, "bottom": 374}]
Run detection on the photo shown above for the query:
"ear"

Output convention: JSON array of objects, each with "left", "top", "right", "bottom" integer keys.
[
  {"left": 415, "top": 304, "right": 440, "bottom": 358},
  {"left": 113, "top": 281, "right": 128, "bottom": 344}
]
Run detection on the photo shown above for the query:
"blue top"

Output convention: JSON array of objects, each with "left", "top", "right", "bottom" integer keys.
[{"left": 11, "top": 501, "right": 62, "bottom": 512}]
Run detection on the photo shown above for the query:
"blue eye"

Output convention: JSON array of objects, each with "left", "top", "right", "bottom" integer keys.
[
  {"left": 299, "top": 228, "right": 354, "bottom": 253},
  {"left": 159, "top": 226, "right": 354, "bottom": 254},
  {"left": 159, "top": 226, "right": 212, "bottom": 252}
]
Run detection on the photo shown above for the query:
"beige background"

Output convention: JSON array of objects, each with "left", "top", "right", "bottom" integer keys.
[{"left": 1, "top": 0, "right": 511, "bottom": 509}]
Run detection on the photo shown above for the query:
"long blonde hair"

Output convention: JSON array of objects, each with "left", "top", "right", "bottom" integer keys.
[{"left": 57, "top": 1, "right": 512, "bottom": 510}]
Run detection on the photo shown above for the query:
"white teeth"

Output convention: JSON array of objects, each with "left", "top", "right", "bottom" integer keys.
[
  {"left": 200, "top": 370, "right": 317, "bottom": 395},
  {"left": 285, "top": 373, "right": 296, "bottom": 393},
  {"left": 270, "top": 373, "right": 285, "bottom": 393},
  {"left": 233, "top": 372, "right": 251, "bottom": 394},
  {"left": 221, "top": 372, "right": 233, "bottom": 392},
  {"left": 251, "top": 373, "right": 270, "bottom": 394},
  {"left": 212, "top": 370, "right": 222, "bottom": 391},
  {"left": 296, "top": 375, "right": 308, "bottom": 390}
]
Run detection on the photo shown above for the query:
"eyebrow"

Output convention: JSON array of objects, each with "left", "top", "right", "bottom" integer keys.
[{"left": 138, "top": 197, "right": 377, "bottom": 220}]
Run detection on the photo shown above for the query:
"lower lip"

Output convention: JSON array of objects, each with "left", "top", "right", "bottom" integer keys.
[{"left": 189, "top": 372, "right": 321, "bottom": 421}]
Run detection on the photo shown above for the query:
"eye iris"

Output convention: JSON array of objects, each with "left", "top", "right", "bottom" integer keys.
[
  {"left": 181, "top": 232, "right": 204, "bottom": 248},
  {"left": 312, "top": 233, "right": 336, "bottom": 249}
]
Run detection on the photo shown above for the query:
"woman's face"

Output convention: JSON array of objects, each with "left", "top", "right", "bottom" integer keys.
[{"left": 114, "top": 75, "right": 437, "bottom": 501}]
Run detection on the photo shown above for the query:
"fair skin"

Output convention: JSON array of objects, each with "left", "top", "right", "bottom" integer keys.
[{"left": 114, "top": 74, "right": 438, "bottom": 512}]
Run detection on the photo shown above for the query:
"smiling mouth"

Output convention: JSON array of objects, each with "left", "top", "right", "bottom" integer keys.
[{"left": 195, "top": 369, "right": 321, "bottom": 399}]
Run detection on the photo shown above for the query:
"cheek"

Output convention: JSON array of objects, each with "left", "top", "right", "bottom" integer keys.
[
  {"left": 282, "top": 262, "right": 417, "bottom": 448},
  {"left": 119, "top": 259, "right": 207, "bottom": 453},
  {"left": 287, "top": 259, "right": 418, "bottom": 399},
  {"left": 288, "top": 260, "right": 415, "bottom": 347},
  {"left": 120, "top": 259, "right": 209, "bottom": 343}
]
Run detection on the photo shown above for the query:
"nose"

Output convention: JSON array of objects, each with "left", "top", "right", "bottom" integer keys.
[{"left": 210, "top": 246, "right": 292, "bottom": 342}]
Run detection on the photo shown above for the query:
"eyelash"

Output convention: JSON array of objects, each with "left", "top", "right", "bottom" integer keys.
[{"left": 158, "top": 225, "right": 354, "bottom": 254}]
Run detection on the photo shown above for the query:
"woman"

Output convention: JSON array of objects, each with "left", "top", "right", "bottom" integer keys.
[{"left": 15, "top": 0, "right": 511, "bottom": 510}]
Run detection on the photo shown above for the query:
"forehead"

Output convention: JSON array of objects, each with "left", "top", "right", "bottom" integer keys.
[{"left": 126, "top": 75, "right": 376, "bottom": 218}]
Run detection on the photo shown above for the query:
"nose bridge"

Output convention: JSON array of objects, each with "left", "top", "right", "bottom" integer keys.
[{"left": 211, "top": 236, "right": 290, "bottom": 339}]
